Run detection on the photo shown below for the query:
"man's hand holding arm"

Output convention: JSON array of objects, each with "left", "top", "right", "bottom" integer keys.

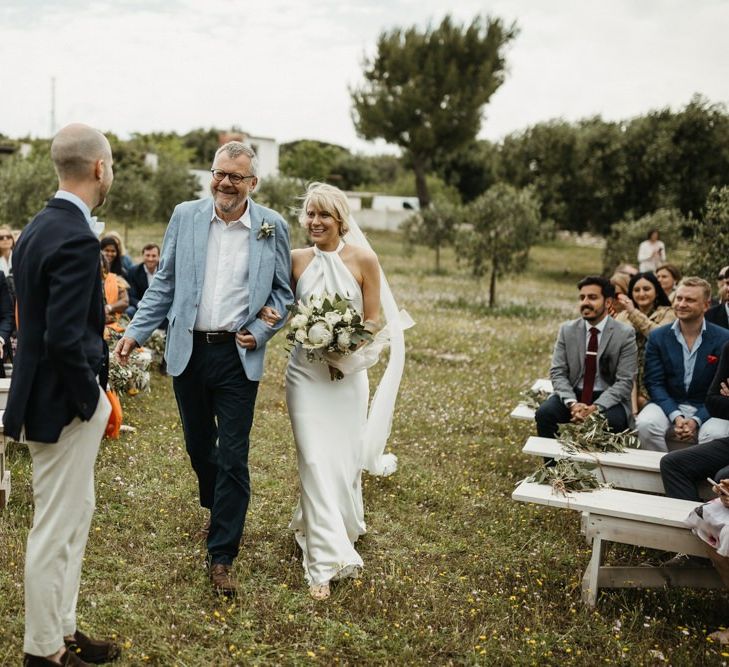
[
  {"left": 244, "top": 217, "right": 293, "bottom": 350},
  {"left": 121, "top": 207, "right": 180, "bottom": 356}
]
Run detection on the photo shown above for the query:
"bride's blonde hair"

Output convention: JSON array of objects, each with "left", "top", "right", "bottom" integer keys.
[{"left": 299, "top": 182, "right": 350, "bottom": 236}]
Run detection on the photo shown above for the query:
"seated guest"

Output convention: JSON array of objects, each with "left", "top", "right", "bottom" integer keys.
[
  {"left": 660, "top": 340, "right": 729, "bottom": 501},
  {"left": 102, "top": 255, "right": 130, "bottom": 335},
  {"left": 106, "top": 230, "right": 134, "bottom": 274},
  {"left": 656, "top": 263, "right": 682, "bottom": 303},
  {"left": 614, "top": 272, "right": 676, "bottom": 413},
  {"left": 100, "top": 235, "right": 126, "bottom": 278},
  {"left": 0, "top": 272, "right": 14, "bottom": 377},
  {"left": 607, "top": 272, "right": 630, "bottom": 317},
  {"left": 535, "top": 276, "right": 637, "bottom": 439},
  {"left": 0, "top": 225, "right": 14, "bottom": 277},
  {"left": 614, "top": 263, "right": 638, "bottom": 278},
  {"left": 126, "top": 243, "right": 160, "bottom": 318},
  {"left": 707, "top": 265, "right": 729, "bottom": 329},
  {"left": 636, "top": 277, "right": 729, "bottom": 451}
]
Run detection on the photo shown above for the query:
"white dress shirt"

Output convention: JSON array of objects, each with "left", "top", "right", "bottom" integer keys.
[{"left": 194, "top": 203, "right": 252, "bottom": 332}]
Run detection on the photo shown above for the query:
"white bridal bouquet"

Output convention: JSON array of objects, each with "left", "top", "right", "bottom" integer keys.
[{"left": 286, "top": 292, "right": 374, "bottom": 380}]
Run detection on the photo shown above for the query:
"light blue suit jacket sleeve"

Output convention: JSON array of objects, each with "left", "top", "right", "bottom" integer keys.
[{"left": 125, "top": 204, "right": 181, "bottom": 345}]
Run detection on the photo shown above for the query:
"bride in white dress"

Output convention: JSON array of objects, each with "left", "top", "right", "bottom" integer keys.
[{"left": 285, "top": 183, "right": 383, "bottom": 600}]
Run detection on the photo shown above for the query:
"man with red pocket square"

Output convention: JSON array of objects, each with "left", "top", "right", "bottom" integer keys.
[{"left": 637, "top": 277, "right": 729, "bottom": 451}]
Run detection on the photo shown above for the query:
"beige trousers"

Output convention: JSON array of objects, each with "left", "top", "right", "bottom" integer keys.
[{"left": 23, "top": 389, "right": 110, "bottom": 656}]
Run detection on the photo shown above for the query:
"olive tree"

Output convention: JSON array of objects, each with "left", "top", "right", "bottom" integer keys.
[{"left": 459, "top": 183, "right": 542, "bottom": 307}]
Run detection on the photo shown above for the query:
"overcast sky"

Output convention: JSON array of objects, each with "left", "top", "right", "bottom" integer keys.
[{"left": 0, "top": 0, "right": 727, "bottom": 153}]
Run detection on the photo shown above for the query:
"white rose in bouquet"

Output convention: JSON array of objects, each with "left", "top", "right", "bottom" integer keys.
[
  {"left": 342, "top": 310, "right": 353, "bottom": 324},
  {"left": 336, "top": 329, "right": 351, "bottom": 351},
  {"left": 290, "top": 314, "right": 309, "bottom": 329},
  {"left": 324, "top": 311, "right": 342, "bottom": 327},
  {"left": 295, "top": 328, "right": 308, "bottom": 343},
  {"left": 306, "top": 321, "right": 333, "bottom": 348}
]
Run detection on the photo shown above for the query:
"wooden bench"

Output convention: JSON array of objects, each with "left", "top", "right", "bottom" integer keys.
[
  {"left": 510, "top": 378, "right": 552, "bottom": 421},
  {"left": 523, "top": 436, "right": 666, "bottom": 494},
  {"left": 521, "top": 435, "right": 713, "bottom": 498},
  {"left": 0, "top": 409, "right": 8, "bottom": 508},
  {"left": 0, "top": 377, "right": 10, "bottom": 409},
  {"left": 512, "top": 480, "right": 724, "bottom": 606}
]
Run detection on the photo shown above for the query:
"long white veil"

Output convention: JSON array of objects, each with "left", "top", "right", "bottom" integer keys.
[{"left": 343, "top": 216, "right": 414, "bottom": 476}]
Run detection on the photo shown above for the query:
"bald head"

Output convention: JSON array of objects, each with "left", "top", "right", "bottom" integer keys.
[{"left": 51, "top": 123, "right": 111, "bottom": 182}]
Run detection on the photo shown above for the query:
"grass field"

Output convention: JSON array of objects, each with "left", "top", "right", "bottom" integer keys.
[{"left": 1, "top": 226, "right": 727, "bottom": 665}]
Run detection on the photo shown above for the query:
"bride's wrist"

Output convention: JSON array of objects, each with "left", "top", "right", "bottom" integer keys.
[{"left": 363, "top": 319, "right": 380, "bottom": 334}]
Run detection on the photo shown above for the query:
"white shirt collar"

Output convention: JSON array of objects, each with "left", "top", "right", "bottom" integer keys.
[
  {"left": 584, "top": 314, "right": 609, "bottom": 333},
  {"left": 55, "top": 190, "right": 92, "bottom": 224},
  {"left": 211, "top": 199, "right": 252, "bottom": 229},
  {"left": 54, "top": 190, "right": 106, "bottom": 237}
]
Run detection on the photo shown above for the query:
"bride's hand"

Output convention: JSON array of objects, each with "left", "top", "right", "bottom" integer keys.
[{"left": 257, "top": 306, "right": 281, "bottom": 327}]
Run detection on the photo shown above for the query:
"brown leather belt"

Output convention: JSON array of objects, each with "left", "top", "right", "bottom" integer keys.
[{"left": 192, "top": 330, "right": 236, "bottom": 344}]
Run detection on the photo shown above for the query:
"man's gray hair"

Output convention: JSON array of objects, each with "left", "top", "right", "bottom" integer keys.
[{"left": 214, "top": 141, "right": 259, "bottom": 176}]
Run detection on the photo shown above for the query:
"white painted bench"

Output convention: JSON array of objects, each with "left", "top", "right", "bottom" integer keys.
[
  {"left": 522, "top": 436, "right": 713, "bottom": 498},
  {"left": 0, "top": 377, "right": 10, "bottom": 409},
  {"left": 510, "top": 378, "right": 552, "bottom": 421},
  {"left": 0, "top": 409, "right": 8, "bottom": 508},
  {"left": 512, "top": 480, "right": 724, "bottom": 606},
  {"left": 523, "top": 436, "right": 666, "bottom": 494}
]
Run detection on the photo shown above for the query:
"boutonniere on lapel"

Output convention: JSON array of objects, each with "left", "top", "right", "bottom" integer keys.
[
  {"left": 257, "top": 222, "right": 275, "bottom": 240},
  {"left": 707, "top": 354, "right": 719, "bottom": 365}
]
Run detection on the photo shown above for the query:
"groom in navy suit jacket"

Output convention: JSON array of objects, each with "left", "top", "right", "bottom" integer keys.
[{"left": 637, "top": 277, "right": 729, "bottom": 451}]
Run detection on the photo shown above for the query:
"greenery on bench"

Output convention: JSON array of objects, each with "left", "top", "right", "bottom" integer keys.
[
  {"left": 558, "top": 412, "right": 640, "bottom": 453},
  {"left": 519, "top": 386, "right": 550, "bottom": 410},
  {"left": 527, "top": 459, "right": 604, "bottom": 495}
]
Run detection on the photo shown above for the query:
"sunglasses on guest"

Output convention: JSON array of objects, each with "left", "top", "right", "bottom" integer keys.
[{"left": 0, "top": 235, "right": 12, "bottom": 241}]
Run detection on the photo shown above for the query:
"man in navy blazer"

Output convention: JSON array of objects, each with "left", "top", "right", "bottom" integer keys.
[
  {"left": 706, "top": 266, "right": 729, "bottom": 330},
  {"left": 4, "top": 124, "right": 120, "bottom": 666},
  {"left": 125, "top": 242, "right": 160, "bottom": 317},
  {"left": 637, "top": 277, "right": 729, "bottom": 451},
  {"left": 115, "top": 141, "right": 293, "bottom": 596}
]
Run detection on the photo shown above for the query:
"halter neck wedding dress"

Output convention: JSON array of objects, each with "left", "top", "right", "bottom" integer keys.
[{"left": 286, "top": 240, "right": 367, "bottom": 586}]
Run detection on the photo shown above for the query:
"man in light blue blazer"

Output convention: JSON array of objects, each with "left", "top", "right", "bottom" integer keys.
[{"left": 116, "top": 142, "right": 293, "bottom": 595}]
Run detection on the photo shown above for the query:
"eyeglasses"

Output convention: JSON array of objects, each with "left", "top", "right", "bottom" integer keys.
[
  {"left": 210, "top": 169, "right": 255, "bottom": 185},
  {"left": 0, "top": 235, "right": 12, "bottom": 241}
]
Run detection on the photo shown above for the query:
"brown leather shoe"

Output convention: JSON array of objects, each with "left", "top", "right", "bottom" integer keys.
[
  {"left": 209, "top": 563, "right": 237, "bottom": 597},
  {"left": 64, "top": 630, "right": 121, "bottom": 664},
  {"left": 24, "top": 650, "right": 91, "bottom": 666}
]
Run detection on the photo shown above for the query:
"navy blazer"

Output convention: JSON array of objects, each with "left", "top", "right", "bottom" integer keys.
[
  {"left": 644, "top": 319, "right": 729, "bottom": 423},
  {"left": 126, "top": 262, "right": 149, "bottom": 308},
  {"left": 3, "top": 198, "right": 107, "bottom": 443},
  {"left": 706, "top": 303, "right": 729, "bottom": 330}
]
